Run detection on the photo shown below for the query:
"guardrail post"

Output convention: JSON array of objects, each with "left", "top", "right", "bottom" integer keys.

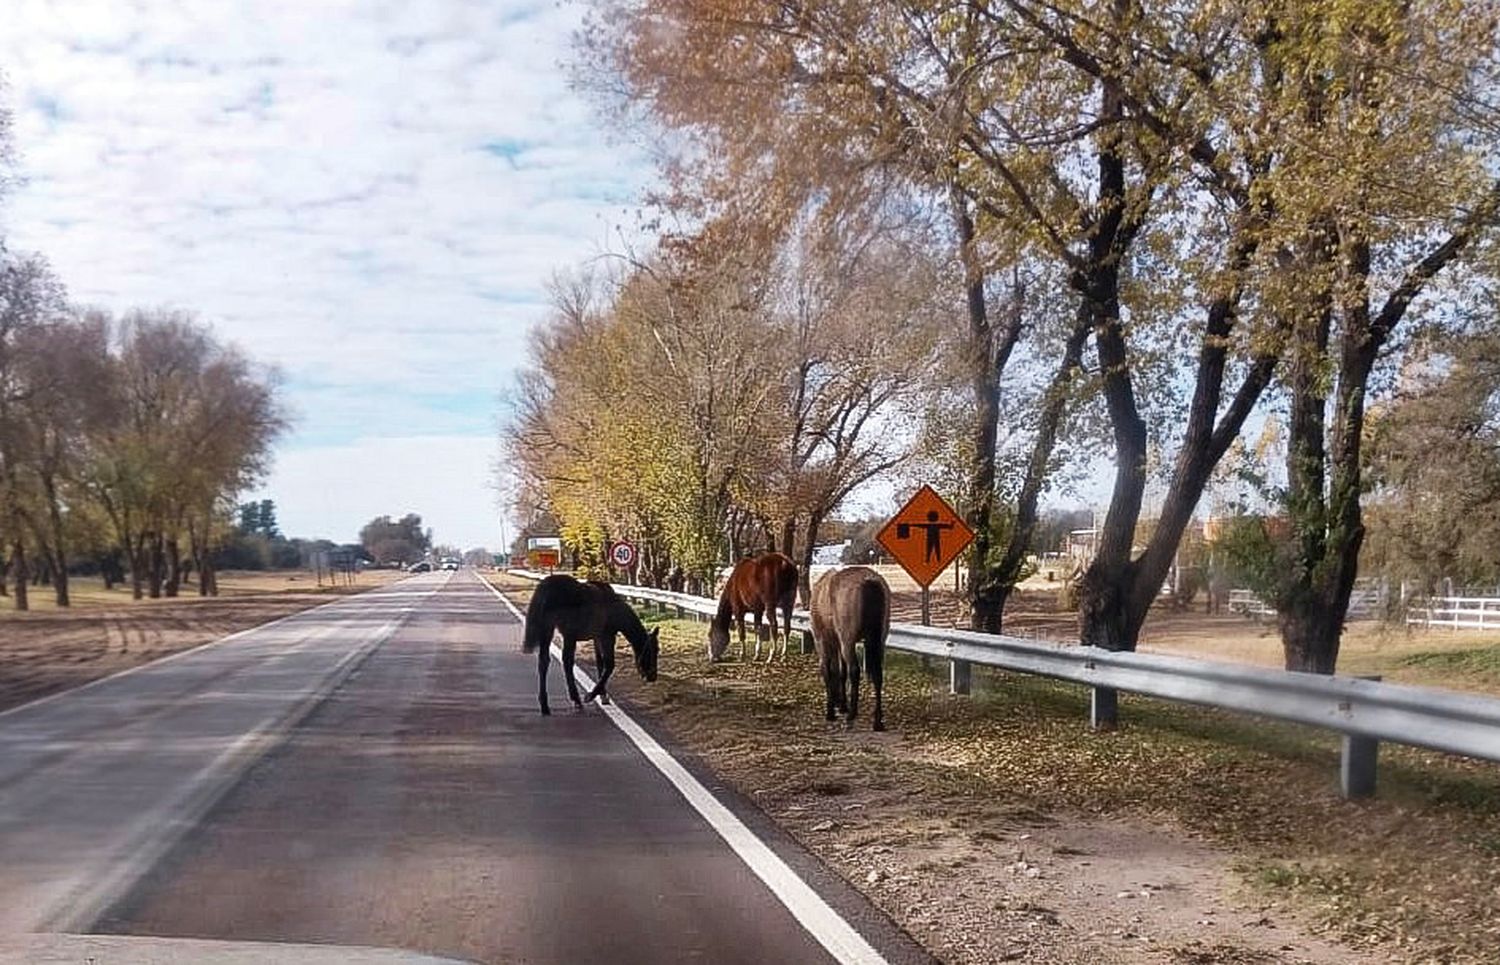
[
  {"left": 1090, "top": 687, "right": 1118, "bottom": 731},
  {"left": 1340, "top": 674, "right": 1382, "bottom": 798},
  {"left": 1341, "top": 734, "right": 1379, "bottom": 799},
  {"left": 950, "top": 658, "right": 971, "bottom": 695}
]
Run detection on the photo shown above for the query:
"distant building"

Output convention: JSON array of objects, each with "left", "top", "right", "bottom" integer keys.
[
  {"left": 812, "top": 541, "right": 850, "bottom": 566},
  {"left": 1066, "top": 528, "right": 1099, "bottom": 563}
]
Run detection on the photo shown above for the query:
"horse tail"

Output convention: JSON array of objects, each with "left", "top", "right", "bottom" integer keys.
[
  {"left": 776, "top": 556, "right": 799, "bottom": 609},
  {"left": 860, "top": 576, "right": 888, "bottom": 662},
  {"left": 522, "top": 584, "right": 550, "bottom": 653}
]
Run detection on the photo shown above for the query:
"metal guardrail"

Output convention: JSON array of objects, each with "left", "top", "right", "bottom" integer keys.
[
  {"left": 506, "top": 571, "right": 1500, "bottom": 798},
  {"left": 1407, "top": 596, "right": 1500, "bottom": 630}
]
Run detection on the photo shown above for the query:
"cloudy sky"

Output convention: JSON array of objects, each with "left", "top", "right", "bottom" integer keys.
[{"left": 0, "top": 0, "right": 648, "bottom": 550}]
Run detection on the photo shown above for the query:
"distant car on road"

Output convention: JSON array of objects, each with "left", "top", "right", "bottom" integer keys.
[
  {"left": 440, "top": 558, "right": 460, "bottom": 571},
  {"left": 407, "top": 561, "right": 433, "bottom": 573}
]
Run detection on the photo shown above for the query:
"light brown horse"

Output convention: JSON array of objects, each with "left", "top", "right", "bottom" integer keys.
[
  {"left": 708, "top": 552, "right": 798, "bottom": 662},
  {"left": 809, "top": 566, "right": 890, "bottom": 731}
]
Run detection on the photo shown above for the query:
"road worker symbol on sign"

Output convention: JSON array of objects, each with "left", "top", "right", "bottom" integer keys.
[{"left": 876, "top": 485, "right": 974, "bottom": 589}]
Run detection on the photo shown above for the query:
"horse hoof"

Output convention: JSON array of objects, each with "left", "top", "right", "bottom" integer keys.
[
  {"left": 540, "top": 706, "right": 551, "bottom": 716},
  {"left": 599, "top": 693, "right": 612, "bottom": 705},
  {"left": 873, "top": 720, "right": 886, "bottom": 732},
  {"left": 584, "top": 692, "right": 598, "bottom": 704}
]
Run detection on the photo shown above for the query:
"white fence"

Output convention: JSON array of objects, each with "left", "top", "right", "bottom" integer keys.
[
  {"left": 1407, "top": 597, "right": 1500, "bottom": 630},
  {"left": 1227, "top": 585, "right": 1384, "bottom": 621},
  {"left": 505, "top": 571, "right": 1500, "bottom": 799}
]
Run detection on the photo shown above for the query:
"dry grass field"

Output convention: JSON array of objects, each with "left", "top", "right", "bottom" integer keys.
[{"left": 0, "top": 568, "right": 407, "bottom": 713}]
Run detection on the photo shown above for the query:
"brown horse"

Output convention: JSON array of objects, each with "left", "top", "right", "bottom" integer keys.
[
  {"left": 523, "top": 574, "right": 659, "bottom": 715},
  {"left": 808, "top": 566, "right": 890, "bottom": 731},
  {"left": 708, "top": 552, "right": 798, "bottom": 662}
]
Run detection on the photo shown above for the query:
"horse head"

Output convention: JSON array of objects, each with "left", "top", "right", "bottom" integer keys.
[
  {"left": 635, "top": 626, "right": 660, "bottom": 681},
  {"left": 707, "top": 620, "right": 730, "bottom": 661}
]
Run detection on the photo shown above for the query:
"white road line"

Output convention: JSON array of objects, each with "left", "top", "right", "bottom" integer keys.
[
  {"left": 479, "top": 573, "right": 890, "bottom": 965},
  {"left": 0, "top": 574, "right": 429, "bottom": 723}
]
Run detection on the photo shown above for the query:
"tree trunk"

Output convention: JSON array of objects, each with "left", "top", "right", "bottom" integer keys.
[
  {"left": 1279, "top": 602, "right": 1343, "bottom": 674},
  {"left": 953, "top": 185, "right": 1002, "bottom": 633},
  {"left": 727, "top": 514, "right": 743, "bottom": 561},
  {"left": 1072, "top": 42, "right": 1151, "bottom": 651},
  {"left": 1274, "top": 231, "right": 1376, "bottom": 674},
  {"left": 148, "top": 534, "right": 165, "bottom": 599},
  {"left": 164, "top": 537, "right": 182, "bottom": 597},
  {"left": 780, "top": 517, "right": 797, "bottom": 560},
  {"left": 1077, "top": 253, "right": 1147, "bottom": 650},
  {"left": 11, "top": 540, "right": 28, "bottom": 611},
  {"left": 128, "top": 533, "right": 147, "bottom": 600},
  {"left": 196, "top": 539, "right": 210, "bottom": 596},
  {"left": 49, "top": 554, "right": 68, "bottom": 607},
  {"left": 798, "top": 509, "right": 825, "bottom": 606},
  {"left": 44, "top": 475, "right": 70, "bottom": 607},
  {"left": 189, "top": 518, "right": 213, "bottom": 596}
]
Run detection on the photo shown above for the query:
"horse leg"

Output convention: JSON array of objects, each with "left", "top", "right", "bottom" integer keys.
[
  {"left": 869, "top": 641, "right": 885, "bottom": 732},
  {"left": 561, "top": 637, "right": 583, "bottom": 710},
  {"left": 832, "top": 645, "right": 849, "bottom": 715},
  {"left": 753, "top": 608, "right": 765, "bottom": 662},
  {"left": 845, "top": 642, "right": 862, "bottom": 728},
  {"left": 600, "top": 638, "right": 616, "bottom": 704},
  {"left": 536, "top": 643, "right": 552, "bottom": 716},
  {"left": 737, "top": 613, "right": 747, "bottom": 661},
  {"left": 586, "top": 634, "right": 616, "bottom": 704},
  {"left": 820, "top": 644, "right": 839, "bottom": 722}
]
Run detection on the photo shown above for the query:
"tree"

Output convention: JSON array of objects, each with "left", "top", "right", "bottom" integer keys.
[
  {"left": 85, "top": 310, "right": 285, "bottom": 598},
  {"left": 359, "top": 514, "right": 430, "bottom": 565},
  {"left": 11, "top": 312, "right": 113, "bottom": 606},
  {"left": 584, "top": 0, "right": 1092, "bottom": 630},
  {"left": 1261, "top": 1, "right": 1500, "bottom": 672},
  {"left": 0, "top": 250, "right": 68, "bottom": 609},
  {"left": 257, "top": 499, "right": 279, "bottom": 538},
  {"left": 1364, "top": 331, "right": 1500, "bottom": 595}
]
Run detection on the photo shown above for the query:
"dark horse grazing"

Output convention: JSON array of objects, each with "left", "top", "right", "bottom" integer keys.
[
  {"left": 708, "top": 552, "right": 798, "bottom": 663},
  {"left": 808, "top": 566, "right": 890, "bottom": 731},
  {"left": 523, "top": 575, "right": 659, "bottom": 715}
]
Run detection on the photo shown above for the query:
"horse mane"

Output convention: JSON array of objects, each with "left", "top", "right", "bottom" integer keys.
[
  {"left": 713, "top": 585, "right": 735, "bottom": 631},
  {"left": 608, "top": 592, "right": 651, "bottom": 650}
]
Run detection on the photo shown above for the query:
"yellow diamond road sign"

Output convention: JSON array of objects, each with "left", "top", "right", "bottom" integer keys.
[{"left": 876, "top": 485, "right": 974, "bottom": 589}]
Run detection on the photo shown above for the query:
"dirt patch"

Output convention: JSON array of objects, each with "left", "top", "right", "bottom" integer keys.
[
  {"left": 0, "top": 569, "right": 407, "bottom": 714},
  {"left": 492, "top": 575, "right": 1497, "bottom": 964}
]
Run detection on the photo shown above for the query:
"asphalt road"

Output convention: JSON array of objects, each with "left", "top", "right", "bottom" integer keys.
[{"left": 0, "top": 570, "right": 925, "bottom": 965}]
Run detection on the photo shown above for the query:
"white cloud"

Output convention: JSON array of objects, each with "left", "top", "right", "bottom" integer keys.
[{"left": 0, "top": 0, "right": 649, "bottom": 547}]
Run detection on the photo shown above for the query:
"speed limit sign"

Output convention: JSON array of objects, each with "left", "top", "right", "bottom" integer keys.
[{"left": 608, "top": 540, "right": 637, "bottom": 569}]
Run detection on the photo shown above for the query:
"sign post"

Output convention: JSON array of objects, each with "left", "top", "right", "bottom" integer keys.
[{"left": 876, "top": 485, "right": 975, "bottom": 695}]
